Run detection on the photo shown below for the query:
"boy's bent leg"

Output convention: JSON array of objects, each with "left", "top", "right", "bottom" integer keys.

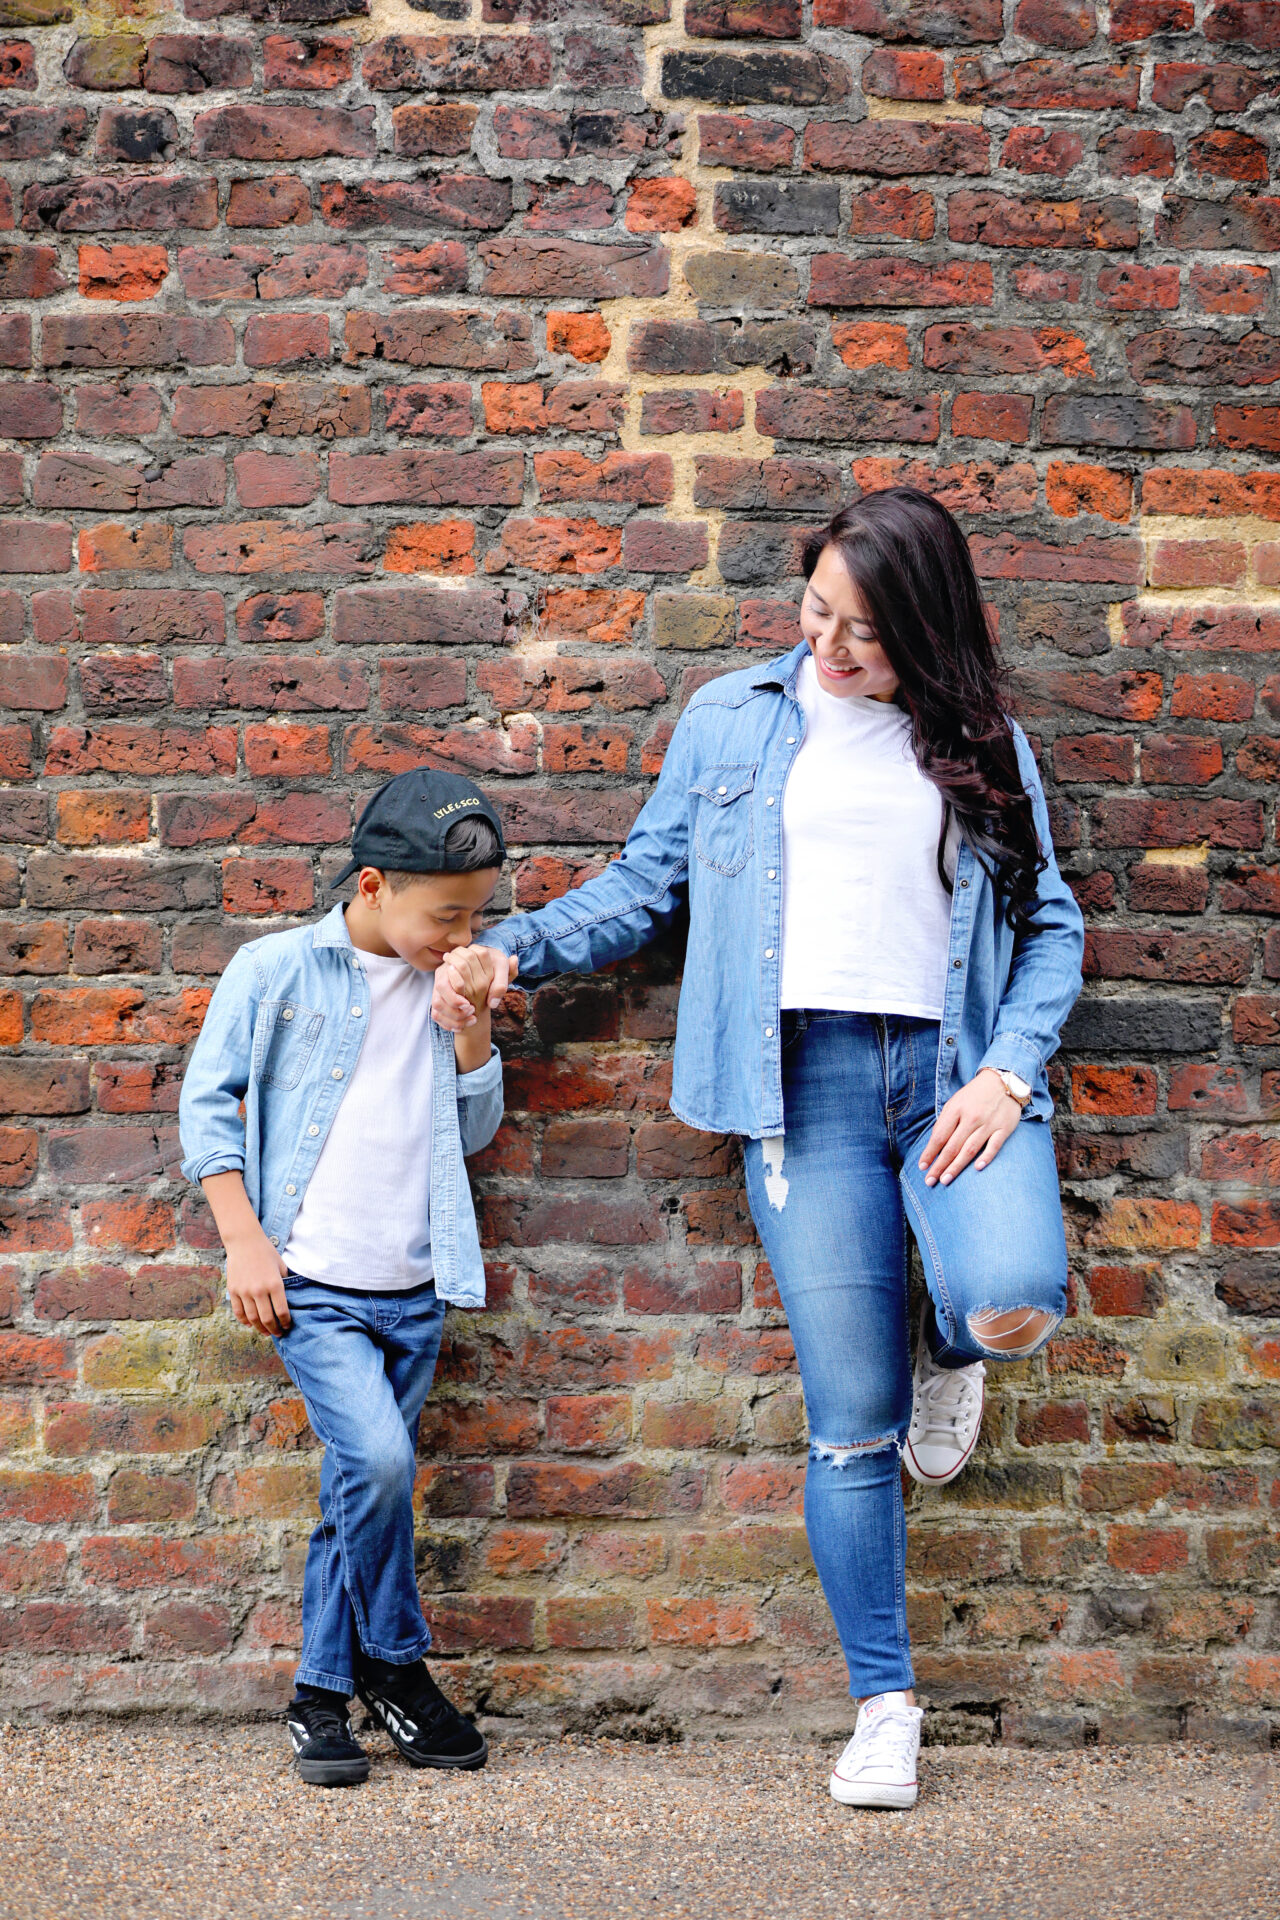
[
  {"left": 274, "top": 1281, "right": 442, "bottom": 1687},
  {"left": 899, "top": 1114, "right": 1069, "bottom": 1369}
]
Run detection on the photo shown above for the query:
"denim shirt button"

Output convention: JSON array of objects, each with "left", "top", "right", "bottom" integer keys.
[
  {"left": 960, "top": 879, "right": 970, "bottom": 889},
  {"left": 767, "top": 869, "right": 776, "bottom": 880},
  {"left": 945, "top": 1035, "right": 956, "bottom": 1045},
  {"left": 764, "top": 1026, "right": 774, "bottom": 1038},
  {"left": 269, "top": 1235, "right": 279, "bottom": 1246},
  {"left": 285, "top": 1183, "right": 296, "bottom": 1196},
  {"left": 281, "top": 1009, "right": 293, "bottom": 1022},
  {"left": 953, "top": 959, "right": 963, "bottom": 969},
  {"left": 332, "top": 1067, "right": 344, "bottom": 1079},
  {"left": 765, "top": 948, "right": 774, "bottom": 959},
  {"left": 351, "top": 1007, "right": 362, "bottom": 1017},
  {"left": 786, "top": 737, "right": 796, "bottom": 744},
  {"left": 308, "top": 1124, "right": 319, "bottom": 1136},
  {"left": 766, "top": 796, "right": 775, "bottom": 806}
]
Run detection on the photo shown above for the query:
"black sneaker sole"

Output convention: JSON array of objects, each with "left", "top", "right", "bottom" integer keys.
[
  {"left": 293, "top": 1751, "right": 371, "bottom": 1787},
  {"left": 357, "top": 1686, "right": 489, "bottom": 1772}
]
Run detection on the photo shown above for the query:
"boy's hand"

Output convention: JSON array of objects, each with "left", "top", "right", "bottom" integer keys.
[
  {"left": 226, "top": 1229, "right": 291, "bottom": 1336},
  {"left": 432, "top": 946, "right": 518, "bottom": 1030}
]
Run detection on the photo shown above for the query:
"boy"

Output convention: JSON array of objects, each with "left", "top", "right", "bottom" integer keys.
[{"left": 179, "top": 769, "right": 506, "bottom": 1787}]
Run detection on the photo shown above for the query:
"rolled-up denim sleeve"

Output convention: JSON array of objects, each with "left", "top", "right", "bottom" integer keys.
[
  {"left": 457, "top": 1043, "right": 503, "bottom": 1157},
  {"left": 178, "top": 945, "right": 262, "bottom": 1185},
  {"left": 979, "top": 727, "right": 1085, "bottom": 1085},
  {"left": 481, "top": 709, "right": 692, "bottom": 982}
]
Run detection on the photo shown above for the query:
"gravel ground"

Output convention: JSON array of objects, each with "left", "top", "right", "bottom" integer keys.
[{"left": 0, "top": 1723, "right": 1275, "bottom": 1920}]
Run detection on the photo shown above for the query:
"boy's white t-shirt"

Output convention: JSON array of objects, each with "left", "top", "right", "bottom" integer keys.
[
  {"left": 779, "top": 653, "right": 954, "bottom": 1019},
  {"left": 283, "top": 947, "right": 436, "bottom": 1291}
]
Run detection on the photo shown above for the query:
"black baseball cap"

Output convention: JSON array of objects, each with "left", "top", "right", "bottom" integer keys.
[{"left": 332, "top": 768, "right": 506, "bottom": 888}]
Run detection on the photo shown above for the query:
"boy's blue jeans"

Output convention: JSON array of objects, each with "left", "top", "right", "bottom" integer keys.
[
  {"left": 273, "top": 1275, "right": 446, "bottom": 1697},
  {"left": 743, "top": 1011, "right": 1069, "bottom": 1700}
]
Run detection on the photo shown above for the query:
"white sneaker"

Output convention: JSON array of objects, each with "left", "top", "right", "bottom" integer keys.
[
  {"left": 903, "top": 1316, "right": 985, "bottom": 1486},
  {"left": 829, "top": 1692, "right": 923, "bottom": 1809}
]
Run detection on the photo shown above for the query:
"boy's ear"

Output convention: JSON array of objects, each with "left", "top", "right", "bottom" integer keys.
[{"left": 355, "top": 866, "right": 385, "bottom": 907}]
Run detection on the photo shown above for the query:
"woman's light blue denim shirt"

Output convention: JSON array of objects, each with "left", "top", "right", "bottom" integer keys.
[
  {"left": 483, "top": 642, "right": 1084, "bottom": 1139},
  {"left": 178, "top": 902, "right": 503, "bottom": 1307}
]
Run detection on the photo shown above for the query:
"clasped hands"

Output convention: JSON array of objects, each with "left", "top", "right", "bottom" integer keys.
[
  {"left": 433, "top": 947, "right": 1021, "bottom": 1182},
  {"left": 432, "top": 944, "right": 519, "bottom": 1030}
]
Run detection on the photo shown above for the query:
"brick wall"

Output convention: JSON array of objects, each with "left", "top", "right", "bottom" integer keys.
[{"left": 0, "top": 0, "right": 1277, "bottom": 1744}]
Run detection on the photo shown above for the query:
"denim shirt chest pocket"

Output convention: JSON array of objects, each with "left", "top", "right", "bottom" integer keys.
[
  {"left": 690, "top": 763, "right": 756, "bottom": 876},
  {"left": 252, "top": 998, "right": 325, "bottom": 1090}
]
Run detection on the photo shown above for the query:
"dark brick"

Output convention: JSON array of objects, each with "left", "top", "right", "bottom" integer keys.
[
  {"left": 713, "top": 180, "right": 840, "bottom": 235},
  {"left": 662, "top": 49, "right": 851, "bottom": 105}
]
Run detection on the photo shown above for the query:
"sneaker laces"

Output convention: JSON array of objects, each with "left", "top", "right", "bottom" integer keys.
[
  {"left": 293, "top": 1698, "right": 351, "bottom": 1741},
  {"left": 843, "top": 1707, "right": 918, "bottom": 1778},
  {"left": 377, "top": 1662, "right": 454, "bottom": 1729},
  {"left": 914, "top": 1364, "right": 982, "bottom": 1446}
]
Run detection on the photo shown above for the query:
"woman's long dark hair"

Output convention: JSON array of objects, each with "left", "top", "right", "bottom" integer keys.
[{"left": 802, "top": 487, "right": 1046, "bottom": 934}]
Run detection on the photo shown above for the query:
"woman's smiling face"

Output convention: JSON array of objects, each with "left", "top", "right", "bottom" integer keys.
[{"left": 800, "top": 543, "right": 900, "bottom": 703}]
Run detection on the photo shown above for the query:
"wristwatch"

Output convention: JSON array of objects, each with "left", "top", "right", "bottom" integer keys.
[{"left": 987, "top": 1067, "right": 1032, "bottom": 1107}]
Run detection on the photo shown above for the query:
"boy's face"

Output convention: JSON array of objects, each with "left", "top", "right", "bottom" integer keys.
[{"left": 350, "top": 867, "right": 500, "bottom": 971}]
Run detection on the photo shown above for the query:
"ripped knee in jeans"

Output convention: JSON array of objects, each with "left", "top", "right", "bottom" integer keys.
[
  {"left": 966, "top": 1305, "right": 1058, "bottom": 1358},
  {"left": 811, "top": 1432, "right": 900, "bottom": 1468}
]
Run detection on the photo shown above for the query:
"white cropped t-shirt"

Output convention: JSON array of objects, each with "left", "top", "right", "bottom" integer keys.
[{"left": 779, "top": 654, "right": 955, "bottom": 1018}]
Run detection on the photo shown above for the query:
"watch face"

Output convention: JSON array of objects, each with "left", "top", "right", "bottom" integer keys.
[{"left": 1008, "top": 1073, "right": 1031, "bottom": 1101}]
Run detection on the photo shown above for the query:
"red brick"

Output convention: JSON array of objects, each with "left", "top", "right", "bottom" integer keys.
[
  {"left": 862, "top": 47, "right": 944, "bottom": 98},
  {"left": 222, "top": 857, "right": 314, "bottom": 916},
  {"left": 544, "top": 1394, "right": 632, "bottom": 1454},
  {"left": 262, "top": 34, "right": 353, "bottom": 90},
  {"left": 1107, "top": 1527, "right": 1189, "bottom": 1575},
  {"left": 1191, "top": 264, "right": 1270, "bottom": 317},
  {"left": 81, "top": 1535, "right": 257, "bottom": 1590},
  {"left": 1087, "top": 1263, "right": 1165, "bottom": 1317},
  {"left": 622, "top": 1261, "right": 742, "bottom": 1315},
  {"left": 1053, "top": 733, "right": 1134, "bottom": 783},
  {"left": 626, "top": 178, "right": 696, "bottom": 232},
  {"left": 227, "top": 176, "right": 310, "bottom": 227},
  {"left": 952, "top": 392, "right": 1034, "bottom": 443},
  {"left": 1002, "top": 127, "right": 1083, "bottom": 175},
  {"left": 507, "top": 1462, "right": 703, "bottom": 1519},
  {"left": 648, "top": 1598, "right": 758, "bottom": 1647},
  {"left": 0, "top": 1469, "right": 94, "bottom": 1524},
  {"left": 243, "top": 312, "right": 329, "bottom": 368},
  {"left": 546, "top": 1599, "right": 636, "bottom": 1650},
  {"left": 1071, "top": 1065, "right": 1157, "bottom": 1116},
  {"left": 698, "top": 113, "right": 795, "bottom": 167}
]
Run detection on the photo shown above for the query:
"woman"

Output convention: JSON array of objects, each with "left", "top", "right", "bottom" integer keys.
[{"left": 436, "top": 488, "right": 1084, "bottom": 1809}]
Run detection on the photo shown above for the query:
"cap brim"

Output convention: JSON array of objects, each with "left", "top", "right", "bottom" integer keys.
[{"left": 330, "top": 857, "right": 360, "bottom": 889}]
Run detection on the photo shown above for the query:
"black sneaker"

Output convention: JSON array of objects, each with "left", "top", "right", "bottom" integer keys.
[
  {"left": 355, "top": 1655, "right": 488, "bottom": 1771},
  {"left": 286, "top": 1690, "right": 371, "bottom": 1787}
]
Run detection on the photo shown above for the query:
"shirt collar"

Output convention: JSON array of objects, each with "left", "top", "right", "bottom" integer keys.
[
  {"left": 311, "top": 901, "right": 354, "bottom": 950},
  {"left": 746, "top": 642, "right": 809, "bottom": 695}
]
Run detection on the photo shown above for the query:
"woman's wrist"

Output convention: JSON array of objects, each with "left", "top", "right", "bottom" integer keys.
[{"left": 980, "top": 1065, "right": 1031, "bottom": 1108}]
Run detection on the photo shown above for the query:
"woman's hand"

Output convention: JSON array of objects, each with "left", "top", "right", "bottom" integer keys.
[{"left": 917, "top": 1068, "right": 1023, "bottom": 1188}]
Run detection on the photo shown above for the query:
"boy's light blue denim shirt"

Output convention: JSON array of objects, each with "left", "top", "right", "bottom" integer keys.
[
  {"left": 482, "top": 642, "right": 1084, "bottom": 1138},
  {"left": 178, "top": 902, "right": 503, "bottom": 1308}
]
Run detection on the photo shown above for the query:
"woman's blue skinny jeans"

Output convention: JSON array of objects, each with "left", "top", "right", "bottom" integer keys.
[{"left": 742, "top": 1011, "right": 1069, "bottom": 1700}]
